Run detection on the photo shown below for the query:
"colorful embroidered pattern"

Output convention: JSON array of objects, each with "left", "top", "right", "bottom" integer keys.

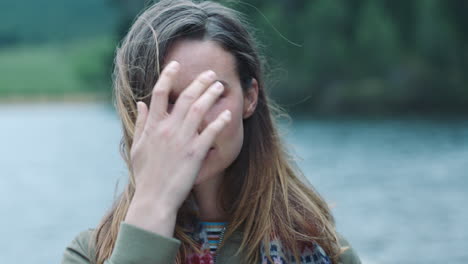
[
  {"left": 200, "top": 222, "right": 228, "bottom": 255},
  {"left": 186, "top": 251, "right": 214, "bottom": 264},
  {"left": 185, "top": 222, "right": 224, "bottom": 264},
  {"left": 260, "top": 239, "right": 331, "bottom": 264},
  {"left": 185, "top": 222, "right": 330, "bottom": 264}
]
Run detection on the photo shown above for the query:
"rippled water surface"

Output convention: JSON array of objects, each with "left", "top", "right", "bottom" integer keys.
[{"left": 1, "top": 102, "right": 467, "bottom": 264}]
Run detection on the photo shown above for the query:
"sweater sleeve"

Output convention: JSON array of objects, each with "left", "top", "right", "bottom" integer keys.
[
  {"left": 61, "top": 222, "right": 181, "bottom": 264},
  {"left": 337, "top": 233, "right": 361, "bottom": 264}
]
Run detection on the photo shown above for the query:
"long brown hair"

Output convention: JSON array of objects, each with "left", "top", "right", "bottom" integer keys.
[{"left": 94, "top": 0, "right": 342, "bottom": 263}]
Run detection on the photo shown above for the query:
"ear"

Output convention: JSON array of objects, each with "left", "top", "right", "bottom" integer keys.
[{"left": 243, "top": 78, "right": 259, "bottom": 119}]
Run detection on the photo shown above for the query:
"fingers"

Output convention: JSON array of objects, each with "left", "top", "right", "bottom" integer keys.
[
  {"left": 134, "top": 101, "right": 148, "bottom": 143},
  {"left": 148, "top": 61, "right": 180, "bottom": 123},
  {"left": 170, "top": 70, "right": 217, "bottom": 122},
  {"left": 195, "top": 109, "right": 231, "bottom": 153},
  {"left": 182, "top": 81, "right": 224, "bottom": 134}
]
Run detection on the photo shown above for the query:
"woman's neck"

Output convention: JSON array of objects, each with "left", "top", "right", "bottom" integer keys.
[{"left": 192, "top": 174, "right": 229, "bottom": 222}]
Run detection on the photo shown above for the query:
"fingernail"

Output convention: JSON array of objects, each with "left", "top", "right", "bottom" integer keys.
[
  {"left": 166, "top": 61, "right": 179, "bottom": 71},
  {"left": 223, "top": 110, "right": 231, "bottom": 119},
  {"left": 214, "top": 81, "right": 223, "bottom": 91},
  {"left": 204, "top": 70, "right": 216, "bottom": 80}
]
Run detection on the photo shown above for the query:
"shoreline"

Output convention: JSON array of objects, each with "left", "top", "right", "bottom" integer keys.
[
  {"left": 1, "top": 93, "right": 467, "bottom": 119},
  {"left": 0, "top": 92, "right": 110, "bottom": 104}
]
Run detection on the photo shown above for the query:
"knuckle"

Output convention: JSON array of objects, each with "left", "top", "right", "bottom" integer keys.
[
  {"left": 162, "top": 67, "right": 177, "bottom": 77},
  {"left": 196, "top": 77, "right": 212, "bottom": 87},
  {"left": 190, "top": 103, "right": 204, "bottom": 115},
  {"left": 180, "top": 93, "right": 196, "bottom": 102},
  {"left": 157, "top": 125, "right": 173, "bottom": 138}
]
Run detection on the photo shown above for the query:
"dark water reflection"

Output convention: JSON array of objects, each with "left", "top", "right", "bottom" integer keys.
[
  {"left": 288, "top": 117, "right": 468, "bottom": 263},
  {"left": 1, "top": 103, "right": 466, "bottom": 263}
]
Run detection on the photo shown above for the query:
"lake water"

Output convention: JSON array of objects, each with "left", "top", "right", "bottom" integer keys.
[{"left": 1, "top": 102, "right": 467, "bottom": 264}]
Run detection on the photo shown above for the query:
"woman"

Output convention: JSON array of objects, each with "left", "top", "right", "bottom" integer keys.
[{"left": 62, "top": 0, "right": 361, "bottom": 263}]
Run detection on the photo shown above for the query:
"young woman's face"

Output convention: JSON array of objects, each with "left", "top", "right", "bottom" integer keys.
[{"left": 164, "top": 40, "right": 258, "bottom": 185}]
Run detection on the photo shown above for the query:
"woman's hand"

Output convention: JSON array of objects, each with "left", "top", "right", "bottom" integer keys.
[{"left": 124, "top": 61, "right": 231, "bottom": 237}]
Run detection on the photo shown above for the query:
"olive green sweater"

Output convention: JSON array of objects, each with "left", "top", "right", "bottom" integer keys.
[{"left": 62, "top": 222, "right": 361, "bottom": 264}]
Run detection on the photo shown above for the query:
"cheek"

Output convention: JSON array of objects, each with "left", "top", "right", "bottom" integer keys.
[
  {"left": 194, "top": 100, "right": 244, "bottom": 185},
  {"left": 201, "top": 98, "right": 244, "bottom": 162},
  {"left": 206, "top": 98, "right": 236, "bottom": 121},
  {"left": 217, "top": 102, "right": 244, "bottom": 158}
]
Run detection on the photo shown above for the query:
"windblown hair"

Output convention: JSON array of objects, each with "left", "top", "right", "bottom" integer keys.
[{"left": 94, "top": 0, "right": 342, "bottom": 263}]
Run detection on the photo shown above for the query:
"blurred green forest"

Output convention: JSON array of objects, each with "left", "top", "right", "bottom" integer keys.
[{"left": 1, "top": 0, "right": 467, "bottom": 115}]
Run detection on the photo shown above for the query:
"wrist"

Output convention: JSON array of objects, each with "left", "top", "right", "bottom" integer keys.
[{"left": 125, "top": 193, "right": 178, "bottom": 237}]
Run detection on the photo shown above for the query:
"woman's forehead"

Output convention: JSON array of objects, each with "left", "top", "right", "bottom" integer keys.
[{"left": 163, "top": 40, "right": 238, "bottom": 93}]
